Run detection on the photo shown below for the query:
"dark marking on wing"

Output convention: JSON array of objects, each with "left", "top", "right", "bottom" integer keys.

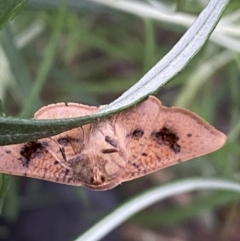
[
  {"left": 5, "top": 150, "right": 11, "bottom": 154},
  {"left": 101, "top": 175, "right": 106, "bottom": 182},
  {"left": 187, "top": 133, "right": 192, "bottom": 137},
  {"left": 151, "top": 127, "right": 181, "bottom": 154},
  {"left": 41, "top": 141, "right": 49, "bottom": 148},
  {"left": 57, "top": 136, "right": 80, "bottom": 146},
  {"left": 59, "top": 147, "right": 67, "bottom": 161},
  {"left": 131, "top": 163, "right": 143, "bottom": 174},
  {"left": 101, "top": 149, "right": 118, "bottom": 154},
  {"left": 132, "top": 163, "right": 138, "bottom": 168},
  {"left": 142, "top": 153, "right": 147, "bottom": 156},
  {"left": 172, "top": 143, "right": 181, "bottom": 153},
  {"left": 19, "top": 141, "right": 45, "bottom": 168},
  {"left": 105, "top": 136, "right": 118, "bottom": 148},
  {"left": 131, "top": 128, "right": 144, "bottom": 140}
]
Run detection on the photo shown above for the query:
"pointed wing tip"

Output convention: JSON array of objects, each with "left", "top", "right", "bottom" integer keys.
[
  {"left": 209, "top": 130, "right": 227, "bottom": 153},
  {"left": 216, "top": 131, "right": 227, "bottom": 149}
]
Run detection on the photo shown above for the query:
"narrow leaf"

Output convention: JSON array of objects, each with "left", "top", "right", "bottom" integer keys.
[
  {"left": 0, "top": 0, "right": 229, "bottom": 145},
  {"left": 0, "top": 0, "right": 28, "bottom": 30},
  {"left": 75, "top": 178, "right": 240, "bottom": 241}
]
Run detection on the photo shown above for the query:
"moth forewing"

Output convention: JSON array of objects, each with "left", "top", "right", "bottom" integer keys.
[{"left": 118, "top": 96, "right": 226, "bottom": 182}]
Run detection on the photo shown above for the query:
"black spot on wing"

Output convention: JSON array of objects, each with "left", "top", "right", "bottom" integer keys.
[
  {"left": 127, "top": 128, "right": 144, "bottom": 140},
  {"left": 151, "top": 127, "right": 181, "bottom": 154},
  {"left": 132, "top": 163, "right": 138, "bottom": 168},
  {"left": 19, "top": 141, "right": 45, "bottom": 168}
]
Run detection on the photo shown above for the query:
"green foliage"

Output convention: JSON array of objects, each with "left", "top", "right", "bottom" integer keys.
[
  {"left": 0, "top": 0, "right": 28, "bottom": 30},
  {"left": 0, "top": 100, "right": 4, "bottom": 116},
  {"left": 0, "top": 0, "right": 240, "bottom": 240},
  {"left": 0, "top": 0, "right": 229, "bottom": 145},
  {"left": 131, "top": 191, "right": 240, "bottom": 226},
  {"left": 0, "top": 174, "right": 9, "bottom": 213}
]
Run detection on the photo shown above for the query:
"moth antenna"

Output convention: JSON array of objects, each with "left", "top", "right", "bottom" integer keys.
[
  {"left": 98, "top": 128, "right": 106, "bottom": 137},
  {"left": 80, "top": 126, "right": 85, "bottom": 142},
  {"left": 48, "top": 137, "right": 72, "bottom": 171}
]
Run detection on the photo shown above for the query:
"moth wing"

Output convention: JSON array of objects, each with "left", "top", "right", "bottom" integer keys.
[
  {"left": 34, "top": 102, "right": 98, "bottom": 119},
  {"left": 0, "top": 102, "right": 98, "bottom": 185},
  {"left": 34, "top": 102, "right": 98, "bottom": 155},
  {"left": 115, "top": 96, "right": 161, "bottom": 156},
  {"left": 0, "top": 142, "right": 78, "bottom": 185},
  {"left": 118, "top": 96, "right": 226, "bottom": 181}
]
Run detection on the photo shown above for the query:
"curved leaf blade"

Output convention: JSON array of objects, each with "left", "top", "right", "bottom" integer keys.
[
  {"left": 0, "top": 0, "right": 28, "bottom": 30},
  {"left": 0, "top": 0, "right": 229, "bottom": 145},
  {"left": 98, "top": 0, "right": 230, "bottom": 113},
  {"left": 75, "top": 178, "right": 240, "bottom": 241}
]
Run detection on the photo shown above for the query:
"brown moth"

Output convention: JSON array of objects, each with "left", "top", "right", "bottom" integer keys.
[{"left": 0, "top": 96, "right": 226, "bottom": 191}]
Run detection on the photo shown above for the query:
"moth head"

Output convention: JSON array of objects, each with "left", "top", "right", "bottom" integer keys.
[{"left": 70, "top": 148, "right": 126, "bottom": 190}]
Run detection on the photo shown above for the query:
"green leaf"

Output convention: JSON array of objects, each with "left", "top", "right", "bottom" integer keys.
[
  {"left": 131, "top": 191, "right": 240, "bottom": 225},
  {"left": 0, "top": 0, "right": 28, "bottom": 31},
  {"left": 0, "top": 100, "right": 4, "bottom": 116},
  {"left": 0, "top": 116, "right": 102, "bottom": 145},
  {"left": 100, "top": 0, "right": 229, "bottom": 113},
  {"left": 20, "top": 0, "right": 67, "bottom": 117},
  {"left": 0, "top": 0, "right": 230, "bottom": 145},
  {"left": 0, "top": 27, "right": 40, "bottom": 109},
  {"left": 0, "top": 174, "right": 9, "bottom": 213},
  {"left": 75, "top": 178, "right": 240, "bottom": 241}
]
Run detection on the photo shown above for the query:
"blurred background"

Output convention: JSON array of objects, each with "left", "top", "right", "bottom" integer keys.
[{"left": 0, "top": 0, "right": 240, "bottom": 240}]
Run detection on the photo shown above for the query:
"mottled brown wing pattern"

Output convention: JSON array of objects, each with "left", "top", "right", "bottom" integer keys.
[
  {"left": 116, "top": 97, "right": 161, "bottom": 164},
  {"left": 120, "top": 96, "right": 226, "bottom": 181},
  {"left": 0, "top": 102, "right": 98, "bottom": 185},
  {"left": 0, "top": 141, "right": 75, "bottom": 184}
]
